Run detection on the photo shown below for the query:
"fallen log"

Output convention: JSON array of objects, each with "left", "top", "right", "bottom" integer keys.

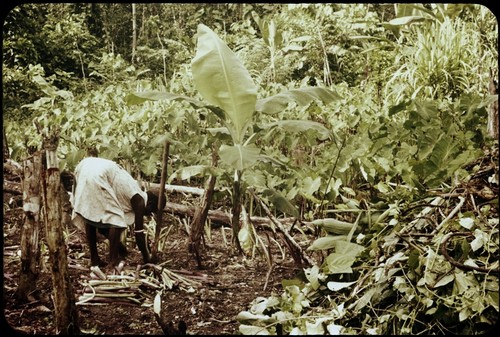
[
  {"left": 4, "top": 158, "right": 23, "bottom": 178},
  {"left": 163, "top": 201, "right": 297, "bottom": 229},
  {"left": 147, "top": 183, "right": 205, "bottom": 196},
  {"left": 3, "top": 179, "right": 22, "bottom": 195}
]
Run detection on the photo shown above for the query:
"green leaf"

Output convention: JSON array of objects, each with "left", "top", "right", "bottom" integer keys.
[
  {"left": 168, "top": 165, "right": 216, "bottom": 182},
  {"left": 350, "top": 287, "right": 378, "bottom": 312},
  {"left": 256, "top": 87, "right": 340, "bottom": 115},
  {"left": 323, "top": 252, "right": 356, "bottom": 274},
  {"left": 236, "top": 311, "right": 271, "bottom": 322},
  {"left": 125, "top": 91, "right": 204, "bottom": 107},
  {"left": 151, "top": 133, "right": 183, "bottom": 148},
  {"left": 428, "top": 137, "right": 454, "bottom": 172},
  {"left": 310, "top": 218, "right": 357, "bottom": 235},
  {"left": 308, "top": 236, "right": 348, "bottom": 251},
  {"left": 262, "top": 188, "right": 299, "bottom": 217},
  {"left": 238, "top": 324, "right": 271, "bottom": 335},
  {"left": 334, "top": 240, "right": 365, "bottom": 256},
  {"left": 388, "top": 15, "right": 427, "bottom": 26},
  {"left": 219, "top": 144, "right": 260, "bottom": 171},
  {"left": 327, "top": 281, "right": 356, "bottom": 291},
  {"left": 192, "top": 24, "right": 257, "bottom": 144},
  {"left": 264, "top": 120, "right": 330, "bottom": 140},
  {"left": 207, "top": 127, "right": 231, "bottom": 136},
  {"left": 304, "top": 266, "right": 322, "bottom": 290},
  {"left": 388, "top": 100, "right": 410, "bottom": 116},
  {"left": 434, "top": 273, "right": 455, "bottom": 288},
  {"left": 414, "top": 99, "right": 438, "bottom": 120},
  {"left": 153, "top": 292, "right": 162, "bottom": 315},
  {"left": 459, "top": 217, "right": 474, "bottom": 230},
  {"left": 281, "top": 278, "right": 304, "bottom": 289},
  {"left": 306, "top": 319, "right": 326, "bottom": 335},
  {"left": 238, "top": 226, "right": 253, "bottom": 254},
  {"left": 242, "top": 169, "right": 266, "bottom": 188}
]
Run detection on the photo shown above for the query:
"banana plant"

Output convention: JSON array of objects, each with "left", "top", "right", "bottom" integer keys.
[{"left": 126, "top": 24, "right": 340, "bottom": 250}]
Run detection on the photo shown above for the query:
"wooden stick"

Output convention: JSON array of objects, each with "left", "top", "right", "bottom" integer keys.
[
  {"left": 250, "top": 190, "right": 314, "bottom": 267},
  {"left": 152, "top": 140, "right": 170, "bottom": 258}
]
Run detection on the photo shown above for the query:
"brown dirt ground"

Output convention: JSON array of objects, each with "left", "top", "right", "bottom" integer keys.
[{"left": 2, "top": 187, "right": 306, "bottom": 335}]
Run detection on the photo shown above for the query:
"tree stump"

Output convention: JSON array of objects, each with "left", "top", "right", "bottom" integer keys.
[{"left": 16, "top": 151, "right": 43, "bottom": 301}]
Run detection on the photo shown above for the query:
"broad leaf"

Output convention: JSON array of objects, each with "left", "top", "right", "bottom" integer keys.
[
  {"left": 308, "top": 236, "right": 348, "bottom": 251},
  {"left": 219, "top": 144, "right": 260, "bottom": 171},
  {"left": 207, "top": 127, "right": 231, "bottom": 136},
  {"left": 334, "top": 240, "right": 365, "bottom": 256},
  {"left": 238, "top": 225, "right": 253, "bottom": 254},
  {"left": 126, "top": 91, "right": 227, "bottom": 122},
  {"left": 236, "top": 311, "right": 271, "bottom": 322},
  {"left": 262, "top": 188, "right": 299, "bottom": 217},
  {"left": 255, "top": 87, "right": 340, "bottom": 115},
  {"left": 168, "top": 165, "right": 219, "bottom": 182},
  {"left": 388, "top": 16, "right": 427, "bottom": 26},
  {"left": 153, "top": 292, "right": 162, "bottom": 315},
  {"left": 327, "top": 281, "right": 356, "bottom": 291},
  {"left": 323, "top": 252, "right": 357, "bottom": 274},
  {"left": 125, "top": 91, "right": 203, "bottom": 107},
  {"left": 264, "top": 120, "right": 330, "bottom": 140},
  {"left": 192, "top": 24, "right": 257, "bottom": 144},
  {"left": 238, "top": 324, "right": 271, "bottom": 335}
]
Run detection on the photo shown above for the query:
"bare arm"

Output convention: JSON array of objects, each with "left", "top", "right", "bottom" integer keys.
[{"left": 131, "top": 193, "right": 151, "bottom": 263}]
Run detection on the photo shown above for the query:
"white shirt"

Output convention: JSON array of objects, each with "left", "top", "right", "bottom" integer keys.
[{"left": 71, "top": 157, "right": 147, "bottom": 228}]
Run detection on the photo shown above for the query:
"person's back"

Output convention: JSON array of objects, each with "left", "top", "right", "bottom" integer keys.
[
  {"left": 71, "top": 157, "right": 156, "bottom": 267},
  {"left": 72, "top": 157, "right": 147, "bottom": 228}
]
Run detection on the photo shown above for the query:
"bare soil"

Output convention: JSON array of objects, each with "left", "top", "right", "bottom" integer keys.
[{"left": 2, "top": 191, "right": 303, "bottom": 335}]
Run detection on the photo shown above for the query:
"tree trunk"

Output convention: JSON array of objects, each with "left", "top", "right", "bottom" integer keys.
[
  {"left": 3, "top": 126, "right": 9, "bottom": 161},
  {"left": 131, "top": 3, "right": 137, "bottom": 65},
  {"left": 188, "top": 144, "right": 218, "bottom": 267},
  {"left": 41, "top": 137, "right": 80, "bottom": 335},
  {"left": 16, "top": 152, "right": 43, "bottom": 301},
  {"left": 487, "top": 68, "right": 498, "bottom": 139},
  {"left": 231, "top": 170, "right": 243, "bottom": 253}
]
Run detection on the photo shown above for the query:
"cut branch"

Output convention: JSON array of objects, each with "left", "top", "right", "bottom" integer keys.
[
  {"left": 152, "top": 140, "right": 169, "bottom": 258},
  {"left": 250, "top": 190, "right": 314, "bottom": 268}
]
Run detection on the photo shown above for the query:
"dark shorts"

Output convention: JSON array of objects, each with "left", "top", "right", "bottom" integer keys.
[{"left": 78, "top": 213, "right": 118, "bottom": 230}]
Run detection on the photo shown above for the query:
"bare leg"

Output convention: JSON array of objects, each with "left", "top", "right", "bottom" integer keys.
[
  {"left": 99, "top": 227, "right": 128, "bottom": 258},
  {"left": 86, "top": 223, "right": 103, "bottom": 266},
  {"left": 108, "top": 227, "right": 124, "bottom": 266}
]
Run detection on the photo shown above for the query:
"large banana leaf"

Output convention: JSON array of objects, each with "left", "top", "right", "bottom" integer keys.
[
  {"left": 191, "top": 24, "right": 257, "bottom": 144},
  {"left": 219, "top": 143, "right": 260, "bottom": 171}
]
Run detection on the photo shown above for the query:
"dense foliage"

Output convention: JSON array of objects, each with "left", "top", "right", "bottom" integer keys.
[{"left": 3, "top": 3, "right": 498, "bottom": 335}]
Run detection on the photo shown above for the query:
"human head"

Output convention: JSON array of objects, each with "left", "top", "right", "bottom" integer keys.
[{"left": 146, "top": 190, "right": 166, "bottom": 216}]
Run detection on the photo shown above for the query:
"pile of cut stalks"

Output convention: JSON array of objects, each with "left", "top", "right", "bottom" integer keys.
[{"left": 76, "top": 262, "right": 210, "bottom": 306}]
